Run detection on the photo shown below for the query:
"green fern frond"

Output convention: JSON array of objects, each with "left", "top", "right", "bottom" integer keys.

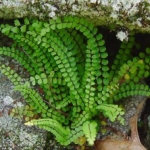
[
  {"left": 112, "top": 83, "right": 150, "bottom": 101},
  {"left": 14, "top": 85, "right": 49, "bottom": 114},
  {"left": 25, "top": 118, "right": 71, "bottom": 145},
  {"left": 82, "top": 121, "right": 97, "bottom": 145},
  {"left": 97, "top": 104, "right": 124, "bottom": 123},
  {"left": 110, "top": 35, "right": 135, "bottom": 79},
  {"left": 0, "top": 64, "right": 22, "bottom": 85}
]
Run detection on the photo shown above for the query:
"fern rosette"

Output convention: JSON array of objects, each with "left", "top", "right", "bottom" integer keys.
[{"left": 0, "top": 16, "right": 150, "bottom": 146}]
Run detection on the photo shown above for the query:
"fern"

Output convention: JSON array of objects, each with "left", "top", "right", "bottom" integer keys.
[
  {"left": 0, "top": 16, "right": 150, "bottom": 146},
  {"left": 25, "top": 118, "right": 70, "bottom": 145},
  {"left": 82, "top": 121, "right": 97, "bottom": 145}
]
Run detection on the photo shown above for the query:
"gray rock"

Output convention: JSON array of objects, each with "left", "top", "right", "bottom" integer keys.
[{"left": 0, "top": 72, "right": 46, "bottom": 150}]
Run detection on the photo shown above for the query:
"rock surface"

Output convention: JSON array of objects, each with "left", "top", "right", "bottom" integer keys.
[
  {"left": 95, "top": 100, "right": 147, "bottom": 150},
  {"left": 0, "top": 0, "right": 150, "bottom": 33},
  {"left": 0, "top": 57, "right": 47, "bottom": 149}
]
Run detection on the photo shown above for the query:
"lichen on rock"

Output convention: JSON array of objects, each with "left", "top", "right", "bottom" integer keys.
[
  {"left": 0, "top": 69, "right": 46, "bottom": 149},
  {"left": 0, "top": 0, "right": 150, "bottom": 33}
]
